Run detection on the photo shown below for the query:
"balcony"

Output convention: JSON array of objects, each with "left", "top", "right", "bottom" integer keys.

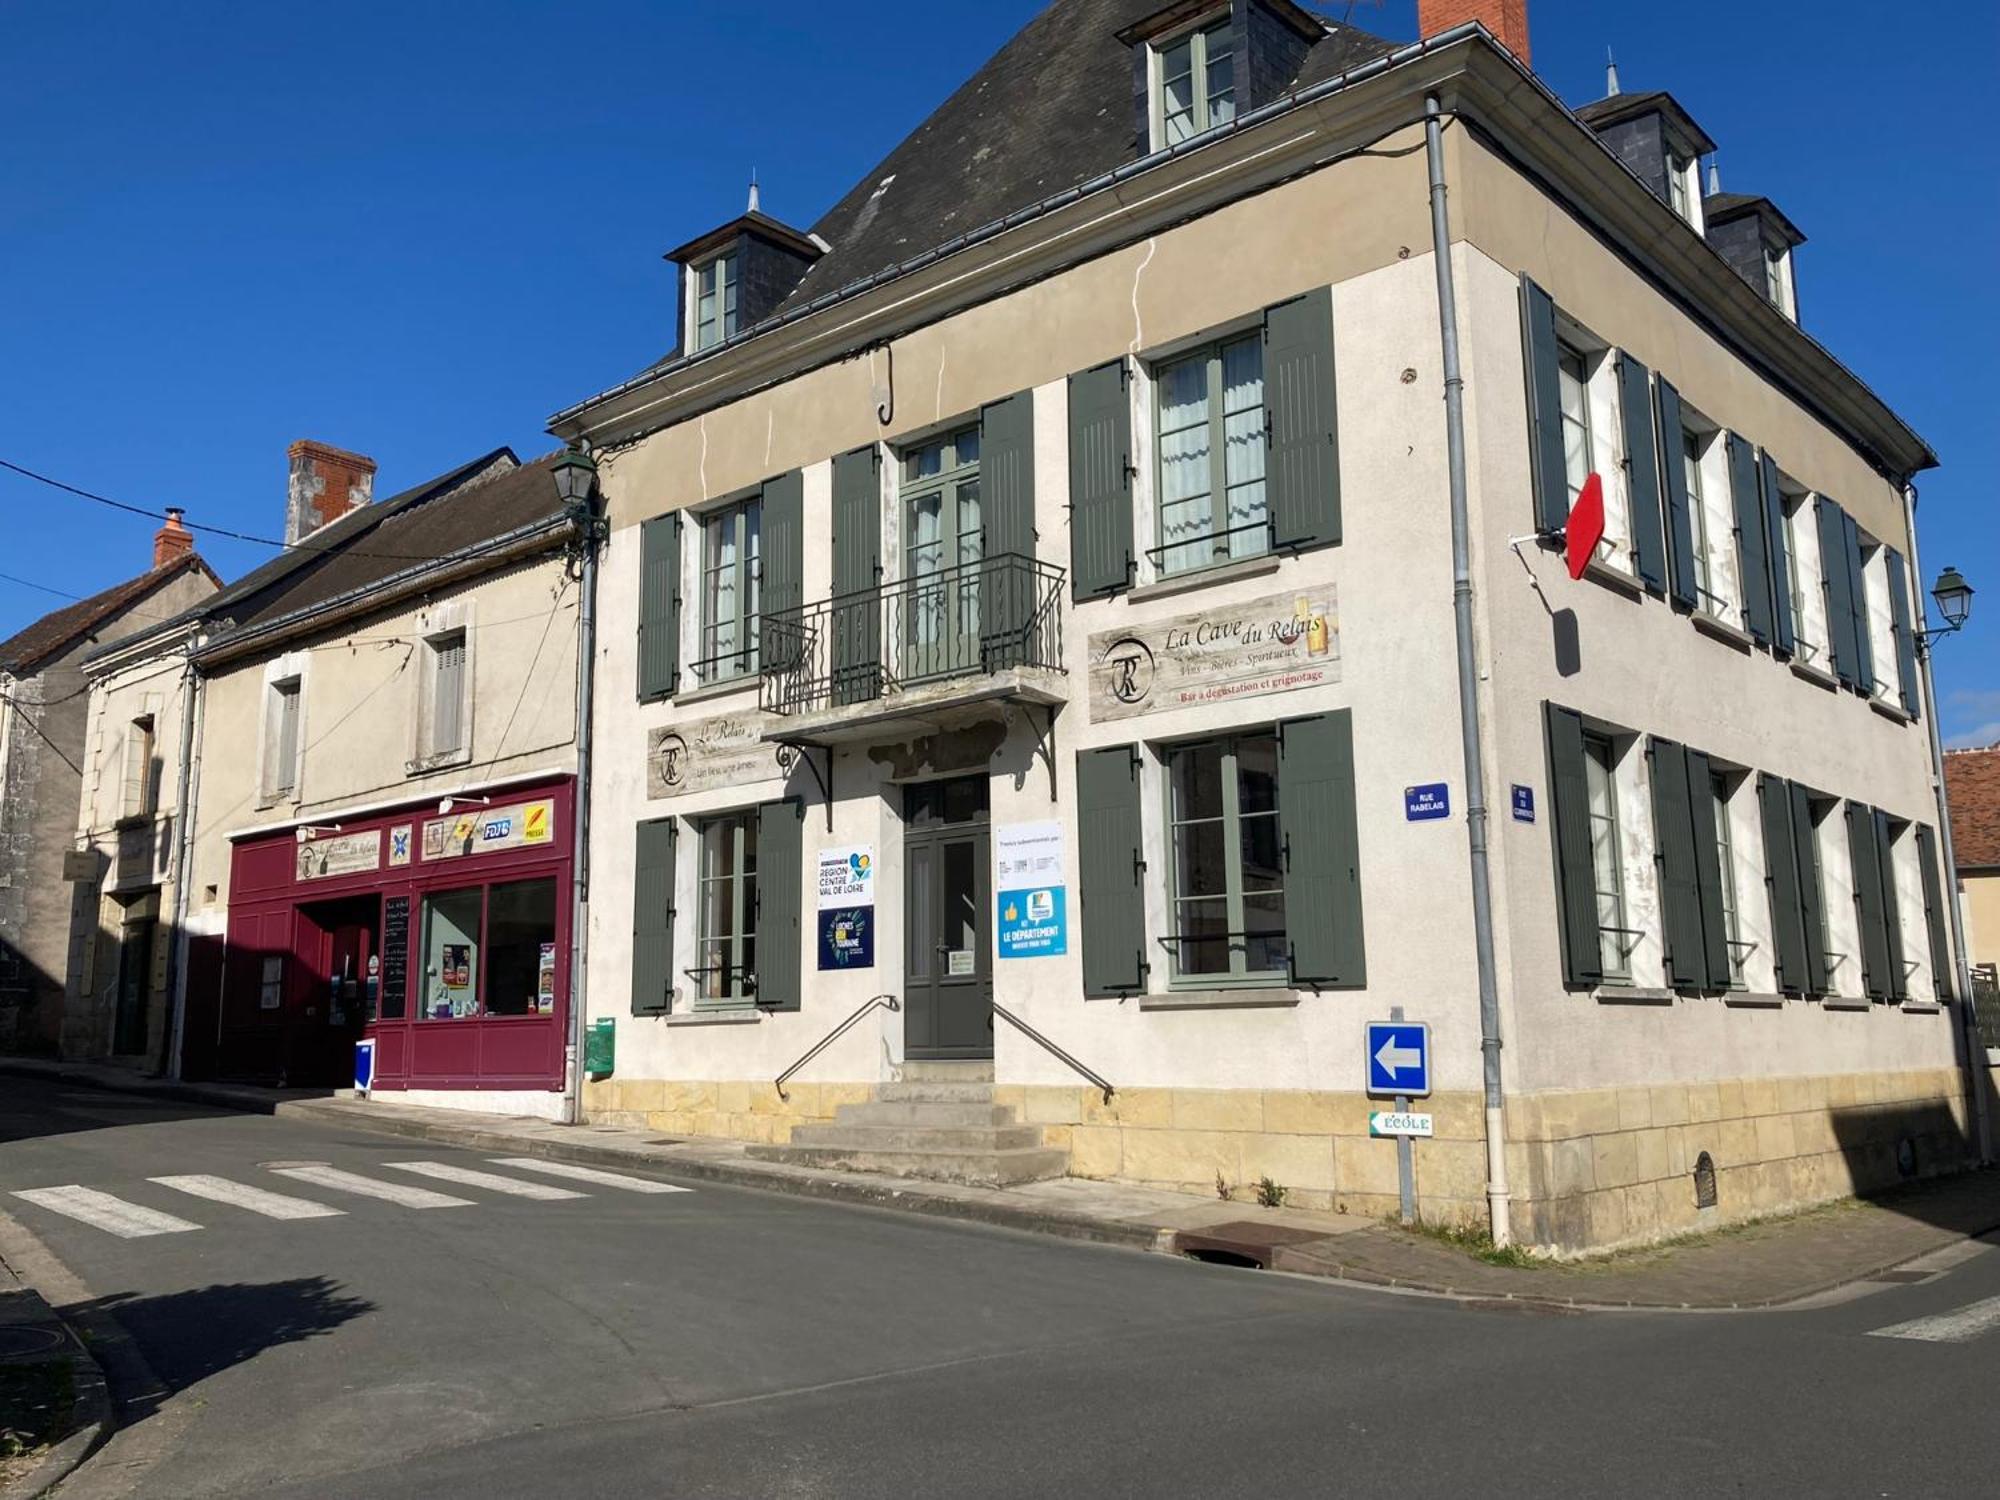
[{"left": 759, "top": 552, "right": 1067, "bottom": 742}]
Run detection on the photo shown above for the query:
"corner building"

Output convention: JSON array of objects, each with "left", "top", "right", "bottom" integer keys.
[{"left": 556, "top": 0, "right": 1972, "bottom": 1250}]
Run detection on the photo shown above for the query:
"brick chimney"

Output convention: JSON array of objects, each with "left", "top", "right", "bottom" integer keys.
[
  {"left": 285, "top": 439, "right": 377, "bottom": 544},
  {"left": 1418, "top": 0, "right": 1530, "bottom": 66},
  {"left": 152, "top": 508, "right": 194, "bottom": 569}
]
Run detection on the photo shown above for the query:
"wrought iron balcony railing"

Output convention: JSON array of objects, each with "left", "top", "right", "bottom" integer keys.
[{"left": 760, "top": 552, "right": 1065, "bottom": 717}]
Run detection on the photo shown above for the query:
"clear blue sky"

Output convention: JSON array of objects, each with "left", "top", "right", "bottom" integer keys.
[{"left": 4, "top": 1, "right": 1993, "bottom": 738}]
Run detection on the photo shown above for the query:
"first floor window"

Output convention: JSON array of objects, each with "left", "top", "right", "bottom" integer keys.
[
  {"left": 1166, "top": 731, "right": 1285, "bottom": 982},
  {"left": 903, "top": 426, "right": 982, "bottom": 673},
  {"left": 122, "top": 714, "right": 156, "bottom": 820},
  {"left": 699, "top": 497, "right": 761, "bottom": 681},
  {"left": 1682, "top": 426, "right": 1719, "bottom": 613},
  {"left": 698, "top": 810, "right": 759, "bottom": 1004},
  {"left": 268, "top": 678, "right": 301, "bottom": 798},
  {"left": 425, "top": 631, "right": 467, "bottom": 759},
  {"left": 1557, "top": 343, "right": 1594, "bottom": 506},
  {"left": 1584, "top": 732, "right": 1631, "bottom": 981},
  {"left": 1156, "top": 333, "right": 1266, "bottom": 576}
]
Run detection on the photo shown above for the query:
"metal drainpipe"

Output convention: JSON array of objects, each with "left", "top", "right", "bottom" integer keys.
[
  {"left": 563, "top": 481, "right": 602, "bottom": 1126},
  {"left": 1426, "top": 93, "right": 1513, "bottom": 1245},
  {"left": 163, "top": 645, "right": 203, "bottom": 1081},
  {"left": 1903, "top": 481, "right": 1991, "bottom": 1164}
]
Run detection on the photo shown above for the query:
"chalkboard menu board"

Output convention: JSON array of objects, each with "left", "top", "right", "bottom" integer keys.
[{"left": 380, "top": 896, "right": 410, "bottom": 1020}]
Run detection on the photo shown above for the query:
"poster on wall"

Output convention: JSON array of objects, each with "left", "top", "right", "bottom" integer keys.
[
  {"left": 421, "top": 798, "right": 556, "bottom": 861},
  {"left": 1086, "top": 587, "right": 1339, "bottom": 722},
  {"left": 816, "top": 844, "right": 875, "bottom": 970},
  {"left": 996, "top": 821, "right": 1068, "bottom": 959},
  {"left": 537, "top": 942, "right": 557, "bottom": 1015}
]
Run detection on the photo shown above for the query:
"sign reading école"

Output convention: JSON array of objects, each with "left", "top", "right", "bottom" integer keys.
[{"left": 1087, "top": 587, "right": 1338, "bottom": 722}]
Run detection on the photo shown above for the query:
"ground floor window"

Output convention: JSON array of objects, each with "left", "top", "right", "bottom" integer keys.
[
  {"left": 417, "top": 877, "right": 559, "bottom": 1021},
  {"left": 698, "top": 810, "right": 759, "bottom": 1005},
  {"left": 1165, "top": 731, "right": 1285, "bottom": 983},
  {"left": 421, "top": 888, "right": 482, "bottom": 1021}
]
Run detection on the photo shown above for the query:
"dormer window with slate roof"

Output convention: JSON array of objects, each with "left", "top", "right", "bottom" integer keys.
[
  {"left": 1704, "top": 193, "right": 1806, "bottom": 324},
  {"left": 1121, "top": 0, "right": 1324, "bottom": 156},
  {"left": 1574, "top": 89, "right": 1716, "bottom": 233},
  {"left": 665, "top": 204, "right": 824, "bottom": 358},
  {"left": 689, "top": 251, "right": 738, "bottom": 352}
]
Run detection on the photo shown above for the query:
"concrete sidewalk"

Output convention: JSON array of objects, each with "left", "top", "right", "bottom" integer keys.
[
  {"left": 0, "top": 1247, "right": 110, "bottom": 1500},
  {"left": 7, "top": 1057, "right": 1998, "bottom": 1310}
]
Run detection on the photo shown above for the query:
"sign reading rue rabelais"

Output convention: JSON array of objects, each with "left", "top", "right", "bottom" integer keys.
[{"left": 1086, "top": 587, "right": 1338, "bottom": 722}]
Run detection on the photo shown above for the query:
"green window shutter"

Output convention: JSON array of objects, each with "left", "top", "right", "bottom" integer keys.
[
  {"left": 1655, "top": 377, "right": 1699, "bottom": 611},
  {"left": 1519, "top": 275, "right": 1569, "bottom": 536},
  {"left": 637, "top": 513, "right": 682, "bottom": 701},
  {"left": 1758, "top": 774, "right": 1808, "bottom": 994},
  {"left": 1685, "top": 750, "right": 1734, "bottom": 990},
  {"left": 1728, "top": 434, "right": 1773, "bottom": 645},
  {"left": 1618, "top": 354, "right": 1666, "bottom": 594},
  {"left": 1648, "top": 737, "right": 1705, "bottom": 991},
  {"left": 1875, "top": 809, "right": 1908, "bottom": 1001},
  {"left": 1884, "top": 545, "right": 1920, "bottom": 717},
  {"left": 630, "top": 817, "right": 677, "bottom": 1015},
  {"left": 830, "top": 445, "right": 882, "bottom": 706},
  {"left": 1816, "top": 497, "right": 1859, "bottom": 687},
  {"left": 1790, "top": 781, "right": 1830, "bottom": 995},
  {"left": 1848, "top": 802, "right": 1891, "bottom": 1000},
  {"left": 1916, "top": 824, "right": 1955, "bottom": 1000},
  {"left": 1068, "top": 359, "right": 1133, "bottom": 601},
  {"left": 760, "top": 469, "right": 805, "bottom": 674},
  {"left": 1758, "top": 453, "right": 1796, "bottom": 659},
  {"left": 1265, "top": 287, "right": 1342, "bottom": 553},
  {"left": 980, "top": 389, "right": 1037, "bottom": 669},
  {"left": 754, "top": 798, "right": 804, "bottom": 1011},
  {"left": 1544, "top": 702, "right": 1603, "bottom": 988},
  {"left": 1842, "top": 510, "right": 1875, "bottom": 692},
  {"left": 1277, "top": 709, "right": 1365, "bottom": 989},
  {"left": 1076, "top": 745, "right": 1147, "bottom": 996}
]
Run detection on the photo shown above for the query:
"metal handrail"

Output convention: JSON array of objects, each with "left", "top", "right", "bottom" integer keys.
[
  {"left": 992, "top": 1000, "right": 1113, "bottom": 1106},
  {"left": 774, "top": 992, "right": 899, "bottom": 1101}
]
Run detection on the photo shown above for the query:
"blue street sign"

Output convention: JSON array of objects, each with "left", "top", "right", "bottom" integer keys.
[
  {"left": 1366, "top": 1021, "right": 1431, "bottom": 1097},
  {"left": 1404, "top": 783, "right": 1450, "bottom": 822},
  {"left": 1511, "top": 784, "right": 1535, "bottom": 823}
]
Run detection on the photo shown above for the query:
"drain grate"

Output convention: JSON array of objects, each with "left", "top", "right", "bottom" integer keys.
[{"left": 1174, "top": 1220, "right": 1331, "bottom": 1269}]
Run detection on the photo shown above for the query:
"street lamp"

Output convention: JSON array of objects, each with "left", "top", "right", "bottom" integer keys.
[
  {"left": 1918, "top": 565, "right": 1974, "bottom": 648},
  {"left": 551, "top": 446, "right": 598, "bottom": 508}
]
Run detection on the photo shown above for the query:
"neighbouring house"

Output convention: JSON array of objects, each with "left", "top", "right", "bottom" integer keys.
[
  {"left": 534, "top": 0, "right": 1965, "bottom": 1251},
  {"left": 73, "top": 441, "right": 590, "bottom": 1109},
  {"left": 0, "top": 513, "right": 219, "bottom": 1058},
  {"left": 1944, "top": 746, "right": 2000, "bottom": 977}
]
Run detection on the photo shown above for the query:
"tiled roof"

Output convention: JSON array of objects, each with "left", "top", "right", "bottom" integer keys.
[
  {"left": 0, "top": 554, "right": 220, "bottom": 676},
  {"left": 1945, "top": 747, "right": 2000, "bottom": 871}
]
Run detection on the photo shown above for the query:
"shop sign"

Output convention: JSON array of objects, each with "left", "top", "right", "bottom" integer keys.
[
  {"left": 1086, "top": 587, "right": 1339, "bottom": 723},
  {"left": 296, "top": 829, "right": 383, "bottom": 882},
  {"left": 421, "top": 798, "right": 556, "bottom": 861},
  {"left": 817, "top": 844, "right": 875, "bottom": 970},
  {"left": 996, "top": 820, "right": 1068, "bottom": 959},
  {"left": 647, "top": 711, "right": 787, "bottom": 800},
  {"left": 388, "top": 824, "right": 413, "bottom": 866}
]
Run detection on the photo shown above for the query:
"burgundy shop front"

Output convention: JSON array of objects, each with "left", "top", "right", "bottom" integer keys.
[{"left": 214, "top": 778, "right": 573, "bottom": 1093}]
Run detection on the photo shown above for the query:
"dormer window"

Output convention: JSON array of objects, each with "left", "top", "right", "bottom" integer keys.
[
  {"left": 1154, "top": 17, "right": 1235, "bottom": 148},
  {"left": 1763, "top": 244, "right": 1796, "bottom": 320},
  {"left": 690, "top": 252, "right": 738, "bottom": 352}
]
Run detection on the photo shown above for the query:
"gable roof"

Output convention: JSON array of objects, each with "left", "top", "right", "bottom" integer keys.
[
  {"left": 0, "top": 553, "right": 220, "bottom": 676},
  {"left": 1573, "top": 89, "right": 1718, "bottom": 156},
  {"left": 1946, "top": 747, "right": 2000, "bottom": 871},
  {"left": 1703, "top": 191, "right": 1807, "bottom": 246}
]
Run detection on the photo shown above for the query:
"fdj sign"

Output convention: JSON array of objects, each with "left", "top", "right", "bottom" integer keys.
[{"left": 1365, "top": 1021, "right": 1430, "bottom": 1097}]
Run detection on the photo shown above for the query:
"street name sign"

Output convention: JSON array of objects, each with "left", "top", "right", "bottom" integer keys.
[{"left": 1365, "top": 1021, "right": 1431, "bottom": 1097}]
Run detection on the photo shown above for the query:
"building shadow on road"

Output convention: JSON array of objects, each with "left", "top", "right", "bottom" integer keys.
[
  {"left": 72, "top": 1276, "right": 373, "bottom": 1423},
  {"left": 0, "top": 1072, "right": 337, "bottom": 1147}
]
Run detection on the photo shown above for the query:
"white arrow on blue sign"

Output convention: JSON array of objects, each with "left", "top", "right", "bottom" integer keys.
[{"left": 1365, "top": 1021, "right": 1430, "bottom": 1097}]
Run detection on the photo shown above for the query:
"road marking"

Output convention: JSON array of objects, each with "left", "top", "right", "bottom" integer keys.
[
  {"left": 1867, "top": 1295, "right": 2000, "bottom": 1344},
  {"left": 487, "top": 1158, "right": 691, "bottom": 1194},
  {"left": 12, "top": 1186, "right": 202, "bottom": 1238},
  {"left": 269, "top": 1165, "right": 471, "bottom": 1209},
  {"left": 382, "top": 1161, "right": 585, "bottom": 1200},
  {"left": 149, "top": 1175, "right": 345, "bottom": 1220}
]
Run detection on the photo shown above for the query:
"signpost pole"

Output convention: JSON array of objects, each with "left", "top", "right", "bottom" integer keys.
[{"left": 1391, "top": 1004, "right": 1415, "bottom": 1225}]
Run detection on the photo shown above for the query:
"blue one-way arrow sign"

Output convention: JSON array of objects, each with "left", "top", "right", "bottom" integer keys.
[{"left": 1365, "top": 1021, "right": 1431, "bottom": 1097}]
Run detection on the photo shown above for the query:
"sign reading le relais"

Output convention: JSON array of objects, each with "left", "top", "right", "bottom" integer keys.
[{"left": 1087, "top": 587, "right": 1339, "bottom": 722}]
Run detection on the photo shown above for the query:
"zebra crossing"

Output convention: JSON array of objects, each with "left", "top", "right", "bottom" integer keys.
[
  {"left": 1866, "top": 1294, "right": 2000, "bottom": 1345},
  {"left": 8, "top": 1157, "right": 690, "bottom": 1239}
]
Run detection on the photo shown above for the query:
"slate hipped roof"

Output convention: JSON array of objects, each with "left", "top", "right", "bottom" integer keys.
[
  {"left": 0, "top": 552, "right": 220, "bottom": 676},
  {"left": 1945, "top": 748, "right": 2000, "bottom": 871},
  {"left": 1704, "top": 191, "right": 1807, "bottom": 246},
  {"left": 1573, "top": 88, "right": 1718, "bottom": 155}
]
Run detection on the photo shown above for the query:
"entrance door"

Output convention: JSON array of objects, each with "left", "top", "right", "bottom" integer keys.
[
  {"left": 904, "top": 776, "right": 992, "bottom": 1059},
  {"left": 290, "top": 896, "right": 378, "bottom": 1087}
]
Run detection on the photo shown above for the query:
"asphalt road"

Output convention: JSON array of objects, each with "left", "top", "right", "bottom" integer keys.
[{"left": 1, "top": 1074, "right": 1994, "bottom": 1499}]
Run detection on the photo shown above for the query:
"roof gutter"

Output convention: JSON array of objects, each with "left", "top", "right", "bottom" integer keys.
[{"left": 195, "top": 514, "right": 576, "bottom": 670}]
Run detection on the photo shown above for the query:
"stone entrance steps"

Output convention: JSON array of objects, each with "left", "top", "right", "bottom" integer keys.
[{"left": 745, "top": 1061, "right": 1067, "bottom": 1188}]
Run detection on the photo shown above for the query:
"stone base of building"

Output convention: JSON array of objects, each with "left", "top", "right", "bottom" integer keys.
[{"left": 586, "top": 1068, "right": 1983, "bottom": 1253}]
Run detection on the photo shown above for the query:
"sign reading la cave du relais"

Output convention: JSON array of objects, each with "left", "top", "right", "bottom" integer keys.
[{"left": 1087, "top": 587, "right": 1338, "bottom": 722}]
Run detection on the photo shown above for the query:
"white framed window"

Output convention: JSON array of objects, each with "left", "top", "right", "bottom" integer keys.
[
  {"left": 1861, "top": 542, "right": 1899, "bottom": 703},
  {"left": 696, "top": 809, "right": 758, "bottom": 1007},
  {"left": 697, "top": 495, "right": 762, "bottom": 683},
  {"left": 261, "top": 663, "right": 305, "bottom": 805},
  {"left": 689, "top": 252, "right": 739, "bottom": 352},
  {"left": 1711, "top": 770, "right": 1748, "bottom": 987},
  {"left": 1762, "top": 244, "right": 1796, "bottom": 320},
  {"left": 424, "top": 630, "right": 469, "bottom": 762},
  {"left": 1151, "top": 15, "right": 1235, "bottom": 149},
  {"left": 1163, "top": 730, "right": 1285, "bottom": 986},
  {"left": 1153, "top": 331, "right": 1267, "bottom": 576},
  {"left": 1584, "top": 730, "right": 1634, "bottom": 982},
  {"left": 1786, "top": 490, "right": 1830, "bottom": 669},
  {"left": 1815, "top": 798, "right": 1856, "bottom": 997},
  {"left": 121, "top": 713, "right": 156, "bottom": 822}
]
